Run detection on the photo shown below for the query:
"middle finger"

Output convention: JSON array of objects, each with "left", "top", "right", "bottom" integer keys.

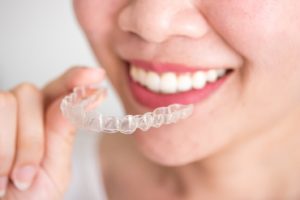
[{"left": 11, "top": 83, "right": 44, "bottom": 191}]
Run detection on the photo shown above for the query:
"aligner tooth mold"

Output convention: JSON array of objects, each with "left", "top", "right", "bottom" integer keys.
[{"left": 60, "top": 84, "right": 194, "bottom": 134}]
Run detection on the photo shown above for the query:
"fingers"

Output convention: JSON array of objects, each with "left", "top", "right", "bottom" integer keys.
[
  {"left": 42, "top": 66, "right": 106, "bottom": 191},
  {"left": 0, "top": 66, "right": 106, "bottom": 196},
  {"left": 42, "top": 98, "right": 75, "bottom": 192},
  {"left": 43, "top": 66, "right": 105, "bottom": 106},
  {"left": 0, "top": 92, "right": 17, "bottom": 197},
  {"left": 11, "top": 83, "right": 44, "bottom": 191}
]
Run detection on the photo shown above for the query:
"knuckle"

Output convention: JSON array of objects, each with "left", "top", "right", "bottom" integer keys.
[
  {"left": 0, "top": 92, "right": 17, "bottom": 109},
  {"left": 15, "top": 82, "right": 39, "bottom": 94},
  {"left": 14, "top": 82, "right": 43, "bottom": 100}
]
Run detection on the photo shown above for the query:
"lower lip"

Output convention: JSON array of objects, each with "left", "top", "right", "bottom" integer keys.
[{"left": 127, "top": 69, "right": 232, "bottom": 109}]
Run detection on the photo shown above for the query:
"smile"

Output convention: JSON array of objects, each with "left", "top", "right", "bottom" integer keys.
[
  {"left": 127, "top": 60, "right": 233, "bottom": 108},
  {"left": 130, "top": 65, "right": 227, "bottom": 94}
]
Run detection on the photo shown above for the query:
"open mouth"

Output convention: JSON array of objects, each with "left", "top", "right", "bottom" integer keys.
[{"left": 127, "top": 61, "right": 233, "bottom": 108}]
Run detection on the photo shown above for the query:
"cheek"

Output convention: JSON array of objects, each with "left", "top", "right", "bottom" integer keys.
[
  {"left": 73, "top": 0, "right": 126, "bottom": 40},
  {"left": 203, "top": 0, "right": 300, "bottom": 137},
  {"left": 74, "top": 0, "right": 129, "bottom": 88},
  {"left": 207, "top": 0, "right": 300, "bottom": 53},
  {"left": 203, "top": 0, "right": 282, "bottom": 58},
  {"left": 204, "top": 0, "right": 300, "bottom": 90}
]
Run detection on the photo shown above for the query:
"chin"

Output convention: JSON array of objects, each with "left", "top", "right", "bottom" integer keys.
[{"left": 132, "top": 123, "right": 216, "bottom": 167}]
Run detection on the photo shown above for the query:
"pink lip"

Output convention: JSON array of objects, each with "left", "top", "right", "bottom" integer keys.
[
  {"left": 130, "top": 60, "right": 214, "bottom": 74},
  {"left": 127, "top": 65, "right": 232, "bottom": 109}
]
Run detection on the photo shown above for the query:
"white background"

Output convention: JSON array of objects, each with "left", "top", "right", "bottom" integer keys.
[{"left": 0, "top": 0, "right": 123, "bottom": 116}]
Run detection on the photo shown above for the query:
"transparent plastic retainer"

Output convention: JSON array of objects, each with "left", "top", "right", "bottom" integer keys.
[{"left": 60, "top": 84, "right": 194, "bottom": 134}]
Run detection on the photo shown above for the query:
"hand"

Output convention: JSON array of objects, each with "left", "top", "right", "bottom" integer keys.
[{"left": 0, "top": 67, "right": 105, "bottom": 200}]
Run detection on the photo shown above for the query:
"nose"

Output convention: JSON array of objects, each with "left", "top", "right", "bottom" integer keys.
[{"left": 118, "top": 0, "right": 209, "bottom": 43}]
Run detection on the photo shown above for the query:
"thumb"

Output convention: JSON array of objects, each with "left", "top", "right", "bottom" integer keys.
[
  {"left": 43, "top": 66, "right": 105, "bottom": 106},
  {"left": 42, "top": 67, "right": 106, "bottom": 192}
]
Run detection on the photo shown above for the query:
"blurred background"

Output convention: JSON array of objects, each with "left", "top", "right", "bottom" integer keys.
[
  {"left": 0, "top": 0, "right": 123, "bottom": 116},
  {"left": 0, "top": 1, "right": 123, "bottom": 199}
]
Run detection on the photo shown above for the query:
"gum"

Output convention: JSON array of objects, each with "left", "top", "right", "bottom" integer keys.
[{"left": 60, "top": 84, "right": 194, "bottom": 134}]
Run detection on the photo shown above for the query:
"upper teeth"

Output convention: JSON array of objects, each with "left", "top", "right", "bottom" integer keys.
[{"left": 130, "top": 65, "right": 227, "bottom": 94}]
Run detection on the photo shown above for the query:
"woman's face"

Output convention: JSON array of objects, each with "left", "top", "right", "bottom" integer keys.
[{"left": 74, "top": 0, "right": 300, "bottom": 166}]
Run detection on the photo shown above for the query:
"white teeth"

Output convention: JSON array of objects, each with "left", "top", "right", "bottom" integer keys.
[
  {"left": 217, "top": 69, "right": 226, "bottom": 77},
  {"left": 129, "top": 66, "right": 228, "bottom": 94},
  {"left": 177, "top": 74, "right": 192, "bottom": 92},
  {"left": 130, "top": 66, "right": 139, "bottom": 82},
  {"left": 206, "top": 69, "right": 218, "bottom": 83},
  {"left": 146, "top": 71, "right": 160, "bottom": 92},
  {"left": 192, "top": 71, "right": 207, "bottom": 89},
  {"left": 137, "top": 68, "right": 147, "bottom": 86},
  {"left": 160, "top": 72, "right": 177, "bottom": 94}
]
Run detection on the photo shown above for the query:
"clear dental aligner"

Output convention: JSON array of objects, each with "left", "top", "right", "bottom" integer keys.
[{"left": 60, "top": 84, "right": 194, "bottom": 134}]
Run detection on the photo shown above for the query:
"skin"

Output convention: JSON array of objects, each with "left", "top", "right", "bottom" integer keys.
[
  {"left": 0, "top": 67, "right": 105, "bottom": 200},
  {"left": 1, "top": 0, "right": 300, "bottom": 199},
  {"left": 73, "top": 0, "right": 300, "bottom": 199}
]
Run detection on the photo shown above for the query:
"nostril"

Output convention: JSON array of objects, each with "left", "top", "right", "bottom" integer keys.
[
  {"left": 171, "top": 9, "right": 210, "bottom": 39},
  {"left": 118, "top": 6, "right": 132, "bottom": 32},
  {"left": 118, "top": 5, "right": 172, "bottom": 43},
  {"left": 117, "top": 1, "right": 210, "bottom": 43}
]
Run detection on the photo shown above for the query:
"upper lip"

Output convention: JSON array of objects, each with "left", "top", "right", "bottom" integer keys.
[
  {"left": 129, "top": 59, "right": 231, "bottom": 73},
  {"left": 115, "top": 31, "right": 242, "bottom": 73}
]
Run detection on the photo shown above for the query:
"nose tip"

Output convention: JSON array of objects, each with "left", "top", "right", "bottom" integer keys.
[
  {"left": 118, "top": 6, "right": 169, "bottom": 43},
  {"left": 118, "top": 1, "right": 209, "bottom": 43}
]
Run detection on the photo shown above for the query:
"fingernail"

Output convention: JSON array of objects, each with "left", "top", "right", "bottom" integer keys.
[
  {"left": 13, "top": 165, "right": 37, "bottom": 191},
  {"left": 0, "top": 176, "right": 8, "bottom": 197}
]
